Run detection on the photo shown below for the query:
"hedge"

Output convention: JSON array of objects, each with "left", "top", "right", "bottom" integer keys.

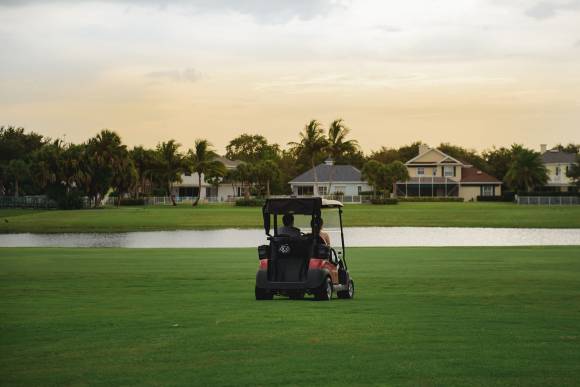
[
  {"left": 397, "top": 197, "right": 464, "bottom": 202},
  {"left": 370, "top": 198, "right": 398, "bottom": 205},
  {"left": 119, "top": 198, "right": 145, "bottom": 206}
]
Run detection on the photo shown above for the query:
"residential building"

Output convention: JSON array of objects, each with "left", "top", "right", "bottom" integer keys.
[
  {"left": 540, "top": 144, "right": 577, "bottom": 192},
  {"left": 289, "top": 158, "right": 371, "bottom": 197},
  {"left": 395, "top": 144, "right": 502, "bottom": 201},
  {"left": 171, "top": 156, "right": 243, "bottom": 202}
]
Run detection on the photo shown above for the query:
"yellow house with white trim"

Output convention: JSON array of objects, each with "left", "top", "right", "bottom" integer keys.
[{"left": 396, "top": 144, "right": 502, "bottom": 201}]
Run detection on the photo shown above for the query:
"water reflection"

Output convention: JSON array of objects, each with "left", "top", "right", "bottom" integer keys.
[{"left": 0, "top": 227, "right": 579, "bottom": 248}]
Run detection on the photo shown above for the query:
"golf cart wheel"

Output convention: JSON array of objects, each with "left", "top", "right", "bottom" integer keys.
[
  {"left": 255, "top": 287, "right": 273, "bottom": 300},
  {"left": 338, "top": 280, "right": 355, "bottom": 299},
  {"left": 315, "top": 277, "right": 333, "bottom": 301}
]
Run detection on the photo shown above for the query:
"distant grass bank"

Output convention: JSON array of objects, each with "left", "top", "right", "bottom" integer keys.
[
  {"left": 1, "top": 246, "right": 579, "bottom": 386},
  {"left": 1, "top": 202, "right": 580, "bottom": 233}
]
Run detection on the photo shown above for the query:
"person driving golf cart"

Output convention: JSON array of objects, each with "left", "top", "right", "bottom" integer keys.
[{"left": 277, "top": 214, "right": 301, "bottom": 237}]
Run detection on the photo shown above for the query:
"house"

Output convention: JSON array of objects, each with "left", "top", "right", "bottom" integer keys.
[
  {"left": 171, "top": 156, "right": 244, "bottom": 202},
  {"left": 289, "top": 158, "right": 371, "bottom": 196},
  {"left": 395, "top": 144, "right": 502, "bottom": 201},
  {"left": 540, "top": 144, "right": 577, "bottom": 192}
]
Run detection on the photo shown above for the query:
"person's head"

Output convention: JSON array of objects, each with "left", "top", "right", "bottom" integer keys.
[{"left": 282, "top": 213, "right": 294, "bottom": 227}]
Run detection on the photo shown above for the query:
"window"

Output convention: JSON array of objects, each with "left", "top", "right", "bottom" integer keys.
[
  {"left": 444, "top": 166, "right": 454, "bottom": 177},
  {"left": 432, "top": 168, "right": 437, "bottom": 176},
  {"left": 555, "top": 166, "right": 561, "bottom": 176},
  {"left": 297, "top": 186, "right": 314, "bottom": 196},
  {"left": 417, "top": 167, "right": 425, "bottom": 176},
  {"left": 318, "top": 186, "right": 328, "bottom": 195},
  {"left": 357, "top": 186, "right": 362, "bottom": 194},
  {"left": 481, "top": 185, "right": 493, "bottom": 196}
]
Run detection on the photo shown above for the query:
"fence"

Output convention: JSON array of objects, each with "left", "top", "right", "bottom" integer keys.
[
  {"left": 0, "top": 195, "right": 57, "bottom": 209},
  {"left": 517, "top": 196, "right": 579, "bottom": 205}
]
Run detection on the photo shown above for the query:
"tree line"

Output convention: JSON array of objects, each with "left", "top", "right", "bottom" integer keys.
[{"left": 1, "top": 122, "right": 578, "bottom": 207}]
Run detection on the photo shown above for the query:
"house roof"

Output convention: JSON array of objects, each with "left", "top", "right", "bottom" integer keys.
[
  {"left": 541, "top": 150, "right": 576, "bottom": 164},
  {"left": 405, "top": 148, "right": 464, "bottom": 165},
  {"left": 216, "top": 156, "right": 242, "bottom": 169},
  {"left": 460, "top": 167, "right": 501, "bottom": 183},
  {"left": 290, "top": 164, "right": 363, "bottom": 183}
]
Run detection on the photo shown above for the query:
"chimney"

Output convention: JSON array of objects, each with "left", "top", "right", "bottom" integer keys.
[
  {"left": 324, "top": 157, "right": 334, "bottom": 166},
  {"left": 540, "top": 144, "right": 547, "bottom": 153},
  {"left": 419, "top": 143, "right": 430, "bottom": 155}
]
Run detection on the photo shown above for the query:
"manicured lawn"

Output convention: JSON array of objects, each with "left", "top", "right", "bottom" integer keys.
[
  {"left": 1, "top": 246, "right": 579, "bottom": 386},
  {"left": 1, "top": 202, "right": 580, "bottom": 233}
]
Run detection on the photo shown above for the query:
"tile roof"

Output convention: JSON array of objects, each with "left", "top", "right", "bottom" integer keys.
[
  {"left": 460, "top": 167, "right": 501, "bottom": 183},
  {"left": 541, "top": 150, "right": 577, "bottom": 164},
  {"left": 290, "top": 164, "right": 363, "bottom": 183}
]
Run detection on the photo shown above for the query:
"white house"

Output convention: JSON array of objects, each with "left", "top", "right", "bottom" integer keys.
[
  {"left": 289, "top": 159, "right": 371, "bottom": 197},
  {"left": 540, "top": 145, "right": 577, "bottom": 192},
  {"left": 171, "top": 156, "right": 244, "bottom": 202}
]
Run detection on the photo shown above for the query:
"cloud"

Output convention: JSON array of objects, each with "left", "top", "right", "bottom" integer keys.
[
  {"left": 375, "top": 25, "right": 402, "bottom": 33},
  {"left": 145, "top": 68, "right": 203, "bottom": 82},
  {"left": 0, "top": 0, "right": 339, "bottom": 23},
  {"left": 524, "top": 0, "right": 580, "bottom": 20}
]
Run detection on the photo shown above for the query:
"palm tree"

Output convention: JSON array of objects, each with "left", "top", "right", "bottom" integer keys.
[
  {"left": 254, "top": 159, "right": 281, "bottom": 197},
  {"left": 326, "top": 119, "right": 358, "bottom": 192},
  {"left": 504, "top": 148, "right": 548, "bottom": 192},
  {"left": 156, "top": 140, "right": 184, "bottom": 206},
  {"left": 189, "top": 139, "right": 226, "bottom": 206},
  {"left": 385, "top": 161, "right": 409, "bottom": 196},
  {"left": 289, "top": 120, "right": 328, "bottom": 195},
  {"left": 85, "top": 130, "right": 127, "bottom": 207}
]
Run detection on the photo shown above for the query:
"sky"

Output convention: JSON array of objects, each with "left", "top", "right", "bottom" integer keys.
[{"left": 0, "top": 0, "right": 579, "bottom": 154}]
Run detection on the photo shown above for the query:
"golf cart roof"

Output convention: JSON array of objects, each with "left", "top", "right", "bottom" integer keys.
[{"left": 263, "top": 197, "right": 343, "bottom": 215}]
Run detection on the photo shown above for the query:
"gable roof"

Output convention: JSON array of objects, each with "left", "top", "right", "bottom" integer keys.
[
  {"left": 216, "top": 156, "right": 242, "bottom": 169},
  {"left": 541, "top": 150, "right": 576, "bottom": 164},
  {"left": 290, "top": 164, "right": 363, "bottom": 183},
  {"left": 460, "top": 167, "right": 501, "bottom": 183},
  {"left": 406, "top": 148, "right": 464, "bottom": 165}
]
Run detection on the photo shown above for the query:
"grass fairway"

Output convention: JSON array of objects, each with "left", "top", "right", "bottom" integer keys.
[
  {"left": 1, "top": 247, "right": 579, "bottom": 386},
  {"left": 2, "top": 202, "right": 580, "bottom": 233}
]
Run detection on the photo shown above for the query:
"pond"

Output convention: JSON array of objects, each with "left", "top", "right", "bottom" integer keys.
[{"left": 0, "top": 227, "right": 579, "bottom": 248}]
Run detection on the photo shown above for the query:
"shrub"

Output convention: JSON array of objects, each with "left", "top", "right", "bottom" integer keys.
[
  {"left": 235, "top": 198, "right": 265, "bottom": 207},
  {"left": 370, "top": 198, "right": 398, "bottom": 205},
  {"left": 477, "top": 192, "right": 515, "bottom": 202},
  {"left": 119, "top": 198, "right": 145, "bottom": 206},
  {"left": 56, "top": 190, "right": 85, "bottom": 210},
  {"left": 398, "top": 197, "right": 464, "bottom": 202}
]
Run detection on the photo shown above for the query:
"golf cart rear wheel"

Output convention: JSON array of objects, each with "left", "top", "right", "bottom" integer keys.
[
  {"left": 338, "top": 280, "right": 355, "bottom": 299},
  {"left": 315, "top": 277, "right": 333, "bottom": 301},
  {"left": 255, "top": 287, "right": 273, "bottom": 300}
]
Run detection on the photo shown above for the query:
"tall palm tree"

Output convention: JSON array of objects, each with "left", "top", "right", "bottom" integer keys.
[
  {"left": 156, "top": 140, "right": 184, "bottom": 206},
  {"left": 189, "top": 139, "right": 226, "bottom": 206},
  {"left": 504, "top": 148, "right": 548, "bottom": 192},
  {"left": 289, "top": 120, "right": 328, "bottom": 195},
  {"left": 326, "top": 119, "right": 359, "bottom": 192}
]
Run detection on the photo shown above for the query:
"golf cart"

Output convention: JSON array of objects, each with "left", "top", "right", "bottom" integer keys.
[{"left": 255, "top": 197, "right": 354, "bottom": 301}]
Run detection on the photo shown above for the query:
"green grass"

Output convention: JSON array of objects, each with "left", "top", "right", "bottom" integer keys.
[
  {"left": 1, "top": 246, "right": 579, "bottom": 386},
  {"left": 1, "top": 202, "right": 580, "bottom": 233}
]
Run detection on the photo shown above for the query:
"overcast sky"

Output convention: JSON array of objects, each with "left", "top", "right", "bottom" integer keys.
[{"left": 1, "top": 0, "right": 579, "bottom": 153}]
